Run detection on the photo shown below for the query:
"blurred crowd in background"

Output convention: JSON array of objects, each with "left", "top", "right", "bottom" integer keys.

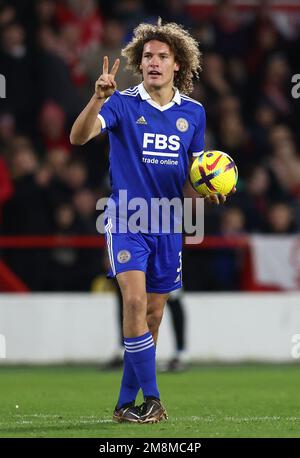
[{"left": 0, "top": 0, "right": 300, "bottom": 291}]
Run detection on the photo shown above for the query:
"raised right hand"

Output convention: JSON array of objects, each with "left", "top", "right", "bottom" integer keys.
[{"left": 95, "top": 56, "right": 120, "bottom": 100}]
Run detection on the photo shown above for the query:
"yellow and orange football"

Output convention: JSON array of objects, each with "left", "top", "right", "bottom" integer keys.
[{"left": 190, "top": 150, "right": 238, "bottom": 197}]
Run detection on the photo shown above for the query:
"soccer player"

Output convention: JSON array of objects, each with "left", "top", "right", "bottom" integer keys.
[{"left": 70, "top": 20, "right": 230, "bottom": 423}]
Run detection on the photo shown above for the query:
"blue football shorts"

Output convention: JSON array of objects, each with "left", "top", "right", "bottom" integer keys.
[{"left": 104, "top": 222, "right": 183, "bottom": 294}]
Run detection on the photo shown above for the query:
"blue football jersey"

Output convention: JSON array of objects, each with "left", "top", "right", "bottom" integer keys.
[{"left": 98, "top": 83, "right": 206, "bottom": 234}]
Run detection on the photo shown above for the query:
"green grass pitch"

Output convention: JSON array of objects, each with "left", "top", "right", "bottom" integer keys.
[{"left": 0, "top": 364, "right": 300, "bottom": 438}]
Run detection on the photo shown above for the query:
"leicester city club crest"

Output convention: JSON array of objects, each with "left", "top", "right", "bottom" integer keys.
[
  {"left": 176, "top": 117, "right": 189, "bottom": 132},
  {"left": 117, "top": 250, "right": 131, "bottom": 263}
]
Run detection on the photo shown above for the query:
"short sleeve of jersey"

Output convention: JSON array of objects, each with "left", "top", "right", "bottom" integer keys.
[
  {"left": 97, "top": 91, "right": 123, "bottom": 132},
  {"left": 188, "top": 105, "right": 206, "bottom": 157}
]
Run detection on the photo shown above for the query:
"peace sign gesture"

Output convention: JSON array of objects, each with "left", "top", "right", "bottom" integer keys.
[{"left": 95, "top": 56, "right": 120, "bottom": 100}]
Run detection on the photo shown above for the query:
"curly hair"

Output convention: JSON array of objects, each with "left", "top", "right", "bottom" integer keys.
[{"left": 121, "top": 19, "right": 202, "bottom": 95}]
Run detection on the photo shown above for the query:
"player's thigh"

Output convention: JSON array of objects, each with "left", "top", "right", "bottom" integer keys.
[
  {"left": 146, "top": 233, "right": 183, "bottom": 294},
  {"left": 104, "top": 229, "right": 149, "bottom": 280},
  {"left": 117, "top": 270, "right": 147, "bottom": 305}
]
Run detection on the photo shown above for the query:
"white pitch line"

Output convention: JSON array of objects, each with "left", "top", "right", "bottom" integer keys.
[
  {"left": 16, "top": 420, "right": 33, "bottom": 425},
  {"left": 188, "top": 416, "right": 300, "bottom": 422},
  {"left": 16, "top": 414, "right": 61, "bottom": 418},
  {"left": 14, "top": 414, "right": 113, "bottom": 424},
  {"left": 225, "top": 416, "right": 300, "bottom": 422}
]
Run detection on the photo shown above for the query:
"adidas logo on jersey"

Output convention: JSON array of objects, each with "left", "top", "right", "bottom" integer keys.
[{"left": 136, "top": 116, "right": 147, "bottom": 125}]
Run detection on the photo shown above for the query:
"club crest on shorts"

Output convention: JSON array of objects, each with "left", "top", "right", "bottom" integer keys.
[
  {"left": 176, "top": 117, "right": 189, "bottom": 132},
  {"left": 117, "top": 250, "right": 131, "bottom": 263}
]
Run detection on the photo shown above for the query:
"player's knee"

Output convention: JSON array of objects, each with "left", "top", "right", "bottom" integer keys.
[
  {"left": 123, "top": 294, "right": 147, "bottom": 318},
  {"left": 147, "top": 309, "right": 163, "bottom": 332}
]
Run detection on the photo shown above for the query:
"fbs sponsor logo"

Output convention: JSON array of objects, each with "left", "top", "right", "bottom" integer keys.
[{"left": 136, "top": 116, "right": 147, "bottom": 125}]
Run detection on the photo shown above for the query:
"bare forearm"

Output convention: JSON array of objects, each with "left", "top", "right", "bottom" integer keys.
[{"left": 70, "top": 94, "right": 105, "bottom": 145}]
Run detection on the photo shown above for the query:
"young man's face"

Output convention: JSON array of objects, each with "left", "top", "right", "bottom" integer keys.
[{"left": 140, "top": 40, "right": 179, "bottom": 90}]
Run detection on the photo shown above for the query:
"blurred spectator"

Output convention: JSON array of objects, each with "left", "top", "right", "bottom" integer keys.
[
  {"left": 2, "top": 144, "right": 52, "bottom": 289},
  {"left": 48, "top": 198, "right": 101, "bottom": 290},
  {"left": 211, "top": 0, "right": 249, "bottom": 58},
  {"left": 210, "top": 207, "right": 246, "bottom": 291},
  {"left": 54, "top": 202, "right": 77, "bottom": 234},
  {"left": 56, "top": 0, "right": 104, "bottom": 51},
  {"left": 160, "top": 0, "right": 194, "bottom": 29},
  {"left": 83, "top": 18, "right": 140, "bottom": 97},
  {"left": 35, "top": 161, "right": 53, "bottom": 189},
  {"left": 58, "top": 22, "right": 87, "bottom": 88},
  {"left": 226, "top": 57, "right": 249, "bottom": 102},
  {"left": 202, "top": 53, "right": 231, "bottom": 97},
  {"left": 219, "top": 207, "right": 245, "bottom": 236},
  {"left": 112, "top": 0, "right": 150, "bottom": 41},
  {"left": 246, "top": 8, "right": 285, "bottom": 77},
  {"left": 55, "top": 0, "right": 104, "bottom": 89},
  {"left": 41, "top": 149, "right": 71, "bottom": 209},
  {"left": 268, "top": 124, "right": 294, "bottom": 149},
  {"left": 192, "top": 22, "right": 215, "bottom": 55},
  {"left": 264, "top": 202, "right": 298, "bottom": 234},
  {"left": 37, "top": 154, "right": 88, "bottom": 212},
  {"left": 73, "top": 187, "right": 102, "bottom": 288},
  {"left": 0, "top": 22, "right": 36, "bottom": 134},
  {"left": 3, "top": 145, "right": 52, "bottom": 233},
  {"left": 0, "top": 153, "right": 14, "bottom": 226},
  {"left": 0, "top": 4, "right": 16, "bottom": 27},
  {"left": 48, "top": 202, "right": 81, "bottom": 290},
  {"left": 200, "top": 53, "right": 231, "bottom": 125},
  {"left": 39, "top": 101, "right": 71, "bottom": 153},
  {"left": 250, "top": 103, "right": 277, "bottom": 157},
  {"left": 46, "top": 147, "right": 69, "bottom": 177},
  {"left": 260, "top": 53, "right": 292, "bottom": 120},
  {"left": 64, "top": 157, "right": 88, "bottom": 192},
  {"left": 218, "top": 94, "right": 241, "bottom": 119},
  {"left": 217, "top": 114, "right": 252, "bottom": 177},
  {"left": 73, "top": 187, "right": 97, "bottom": 233},
  {"left": 8, "top": 135, "right": 34, "bottom": 160},
  {"left": 35, "top": 25, "right": 82, "bottom": 119},
  {"left": 269, "top": 140, "right": 300, "bottom": 198},
  {"left": 10, "top": 144, "right": 39, "bottom": 179},
  {"left": 35, "top": 0, "right": 58, "bottom": 30},
  {"left": 230, "top": 164, "right": 287, "bottom": 232},
  {"left": 0, "top": 113, "right": 16, "bottom": 153},
  {"left": 37, "top": 25, "right": 60, "bottom": 54},
  {"left": 245, "top": 166, "right": 271, "bottom": 226}
]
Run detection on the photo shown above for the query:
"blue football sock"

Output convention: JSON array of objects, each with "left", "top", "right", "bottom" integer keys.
[
  {"left": 117, "top": 350, "right": 140, "bottom": 409},
  {"left": 124, "top": 332, "right": 160, "bottom": 400}
]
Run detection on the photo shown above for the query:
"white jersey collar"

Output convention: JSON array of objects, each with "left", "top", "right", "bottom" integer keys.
[{"left": 138, "top": 83, "right": 181, "bottom": 111}]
